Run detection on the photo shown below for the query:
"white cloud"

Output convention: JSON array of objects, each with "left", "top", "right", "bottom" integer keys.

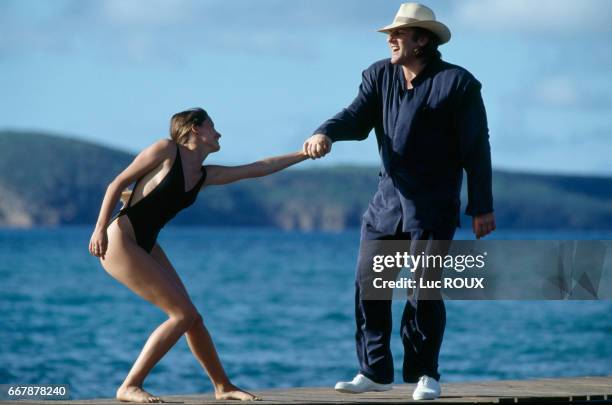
[
  {"left": 453, "top": 0, "right": 612, "bottom": 34},
  {"left": 533, "top": 76, "right": 578, "bottom": 108},
  {"left": 526, "top": 74, "right": 612, "bottom": 111},
  {"left": 102, "top": 0, "right": 193, "bottom": 26}
]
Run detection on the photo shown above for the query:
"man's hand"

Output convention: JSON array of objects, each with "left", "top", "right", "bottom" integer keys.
[
  {"left": 303, "top": 134, "right": 332, "bottom": 159},
  {"left": 472, "top": 212, "right": 496, "bottom": 239}
]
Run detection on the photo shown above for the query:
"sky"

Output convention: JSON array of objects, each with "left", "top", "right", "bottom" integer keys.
[{"left": 1, "top": 0, "right": 611, "bottom": 175}]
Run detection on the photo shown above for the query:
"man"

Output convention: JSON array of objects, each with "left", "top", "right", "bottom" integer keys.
[{"left": 303, "top": 3, "right": 496, "bottom": 401}]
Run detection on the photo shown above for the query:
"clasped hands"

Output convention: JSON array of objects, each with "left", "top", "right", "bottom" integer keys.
[{"left": 303, "top": 134, "right": 332, "bottom": 159}]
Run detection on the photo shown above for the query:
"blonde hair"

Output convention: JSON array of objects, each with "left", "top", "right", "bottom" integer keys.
[
  {"left": 170, "top": 107, "right": 209, "bottom": 145},
  {"left": 119, "top": 189, "right": 132, "bottom": 207}
]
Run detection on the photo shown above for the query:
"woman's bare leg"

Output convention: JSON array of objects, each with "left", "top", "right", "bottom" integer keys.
[
  {"left": 101, "top": 219, "right": 200, "bottom": 403},
  {"left": 151, "top": 244, "right": 260, "bottom": 401}
]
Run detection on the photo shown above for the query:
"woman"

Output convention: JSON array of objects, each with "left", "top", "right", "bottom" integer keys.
[{"left": 89, "top": 107, "right": 307, "bottom": 403}]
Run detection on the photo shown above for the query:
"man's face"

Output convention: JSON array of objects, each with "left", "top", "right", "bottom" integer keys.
[{"left": 387, "top": 28, "right": 419, "bottom": 65}]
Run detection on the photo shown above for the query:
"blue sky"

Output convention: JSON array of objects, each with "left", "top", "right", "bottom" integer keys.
[{"left": 1, "top": 0, "right": 611, "bottom": 175}]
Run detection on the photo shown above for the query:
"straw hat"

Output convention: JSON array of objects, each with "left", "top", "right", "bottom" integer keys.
[{"left": 377, "top": 2, "right": 451, "bottom": 44}]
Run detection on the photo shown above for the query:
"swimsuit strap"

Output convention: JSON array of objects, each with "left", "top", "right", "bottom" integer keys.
[
  {"left": 174, "top": 142, "right": 181, "bottom": 167},
  {"left": 193, "top": 166, "right": 208, "bottom": 192},
  {"left": 125, "top": 179, "right": 139, "bottom": 209},
  {"left": 125, "top": 142, "right": 181, "bottom": 209}
]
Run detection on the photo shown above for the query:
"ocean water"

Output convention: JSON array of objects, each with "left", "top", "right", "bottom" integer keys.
[{"left": 1, "top": 227, "right": 611, "bottom": 399}]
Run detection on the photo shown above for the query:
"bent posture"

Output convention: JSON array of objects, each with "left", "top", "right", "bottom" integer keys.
[{"left": 89, "top": 107, "right": 307, "bottom": 402}]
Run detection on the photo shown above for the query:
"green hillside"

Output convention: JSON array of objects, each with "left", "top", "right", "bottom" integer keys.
[
  {"left": 0, "top": 131, "right": 133, "bottom": 226},
  {"left": 1, "top": 130, "right": 612, "bottom": 230}
]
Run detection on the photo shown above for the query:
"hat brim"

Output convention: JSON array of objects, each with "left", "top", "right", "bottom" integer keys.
[{"left": 377, "top": 20, "right": 451, "bottom": 44}]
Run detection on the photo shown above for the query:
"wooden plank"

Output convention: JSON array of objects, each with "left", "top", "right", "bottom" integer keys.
[{"left": 4, "top": 376, "right": 610, "bottom": 404}]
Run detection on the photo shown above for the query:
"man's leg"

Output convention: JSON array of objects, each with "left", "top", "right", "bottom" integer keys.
[
  {"left": 336, "top": 222, "right": 396, "bottom": 392},
  {"left": 400, "top": 227, "right": 455, "bottom": 383},
  {"left": 401, "top": 297, "right": 446, "bottom": 382},
  {"left": 354, "top": 224, "right": 394, "bottom": 384},
  {"left": 355, "top": 282, "right": 394, "bottom": 383}
]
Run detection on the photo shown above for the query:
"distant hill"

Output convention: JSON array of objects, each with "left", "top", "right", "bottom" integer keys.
[
  {"left": 1, "top": 130, "right": 612, "bottom": 230},
  {"left": 0, "top": 131, "right": 133, "bottom": 227}
]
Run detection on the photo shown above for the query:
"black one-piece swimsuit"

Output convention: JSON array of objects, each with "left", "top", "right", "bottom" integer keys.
[{"left": 111, "top": 143, "right": 207, "bottom": 253}]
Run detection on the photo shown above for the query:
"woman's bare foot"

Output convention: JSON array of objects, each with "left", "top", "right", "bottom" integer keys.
[
  {"left": 215, "top": 385, "right": 260, "bottom": 401},
  {"left": 117, "top": 385, "right": 163, "bottom": 403}
]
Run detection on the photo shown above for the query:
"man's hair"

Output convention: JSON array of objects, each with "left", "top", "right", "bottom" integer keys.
[{"left": 411, "top": 27, "right": 442, "bottom": 60}]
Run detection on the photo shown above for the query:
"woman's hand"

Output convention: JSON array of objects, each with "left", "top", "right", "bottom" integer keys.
[{"left": 89, "top": 227, "right": 108, "bottom": 258}]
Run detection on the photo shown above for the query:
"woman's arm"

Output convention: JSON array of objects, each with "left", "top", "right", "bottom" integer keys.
[
  {"left": 204, "top": 151, "right": 308, "bottom": 186},
  {"left": 89, "top": 139, "right": 174, "bottom": 257}
]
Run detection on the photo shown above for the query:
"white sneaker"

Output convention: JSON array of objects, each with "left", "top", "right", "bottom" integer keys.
[
  {"left": 334, "top": 373, "right": 393, "bottom": 393},
  {"left": 412, "top": 375, "right": 441, "bottom": 400}
]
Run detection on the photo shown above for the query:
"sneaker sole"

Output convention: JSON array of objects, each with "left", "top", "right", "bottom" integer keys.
[
  {"left": 412, "top": 392, "right": 440, "bottom": 400},
  {"left": 335, "top": 386, "right": 393, "bottom": 394}
]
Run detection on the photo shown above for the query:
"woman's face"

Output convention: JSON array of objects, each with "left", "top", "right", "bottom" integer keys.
[{"left": 195, "top": 118, "right": 221, "bottom": 152}]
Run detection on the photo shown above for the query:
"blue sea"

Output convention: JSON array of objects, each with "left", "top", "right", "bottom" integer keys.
[{"left": 1, "top": 227, "right": 611, "bottom": 399}]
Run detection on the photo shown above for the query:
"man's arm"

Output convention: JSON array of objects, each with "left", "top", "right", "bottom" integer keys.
[
  {"left": 304, "top": 67, "right": 379, "bottom": 158},
  {"left": 456, "top": 78, "right": 496, "bottom": 239}
]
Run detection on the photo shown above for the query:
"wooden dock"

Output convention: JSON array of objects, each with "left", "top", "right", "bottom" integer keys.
[{"left": 8, "top": 376, "right": 611, "bottom": 404}]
